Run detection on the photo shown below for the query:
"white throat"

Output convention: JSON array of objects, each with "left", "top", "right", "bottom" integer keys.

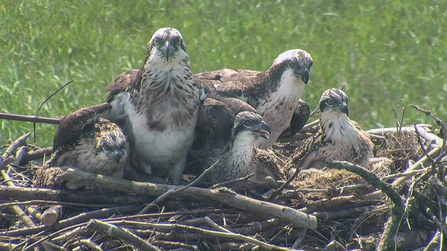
[
  {"left": 320, "top": 110, "right": 357, "bottom": 142},
  {"left": 228, "top": 132, "right": 256, "bottom": 171}
]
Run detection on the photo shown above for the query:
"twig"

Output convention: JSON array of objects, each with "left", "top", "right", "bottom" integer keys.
[
  {"left": 210, "top": 172, "right": 255, "bottom": 189},
  {"left": 58, "top": 168, "right": 318, "bottom": 229},
  {"left": 1, "top": 170, "right": 36, "bottom": 228},
  {"left": 327, "top": 161, "right": 405, "bottom": 251},
  {"left": 1, "top": 133, "right": 31, "bottom": 160},
  {"left": 414, "top": 124, "right": 434, "bottom": 163},
  {"left": 327, "top": 161, "right": 403, "bottom": 209},
  {"left": 20, "top": 147, "right": 53, "bottom": 164},
  {"left": 75, "top": 239, "right": 103, "bottom": 251},
  {"left": 41, "top": 206, "right": 62, "bottom": 227},
  {"left": 111, "top": 220, "right": 293, "bottom": 251},
  {"left": 1, "top": 205, "right": 138, "bottom": 237},
  {"left": 0, "top": 200, "right": 114, "bottom": 209},
  {"left": 203, "top": 216, "right": 231, "bottom": 233},
  {"left": 0, "top": 185, "right": 151, "bottom": 206},
  {"left": 86, "top": 219, "right": 160, "bottom": 251},
  {"left": 138, "top": 160, "right": 218, "bottom": 214},
  {"left": 411, "top": 104, "right": 447, "bottom": 138},
  {"left": 0, "top": 113, "right": 60, "bottom": 124},
  {"left": 424, "top": 230, "right": 441, "bottom": 251}
]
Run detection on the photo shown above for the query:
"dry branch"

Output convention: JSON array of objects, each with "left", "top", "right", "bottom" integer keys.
[
  {"left": 58, "top": 168, "right": 318, "bottom": 229},
  {"left": 0, "top": 113, "right": 60, "bottom": 124},
  {"left": 86, "top": 219, "right": 160, "bottom": 251}
]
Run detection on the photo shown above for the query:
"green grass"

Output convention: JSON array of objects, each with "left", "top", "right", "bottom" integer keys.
[{"left": 1, "top": 0, "right": 446, "bottom": 147}]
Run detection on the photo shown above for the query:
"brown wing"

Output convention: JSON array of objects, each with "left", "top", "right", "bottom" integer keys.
[
  {"left": 278, "top": 99, "right": 311, "bottom": 139},
  {"left": 105, "top": 69, "right": 140, "bottom": 103},
  {"left": 53, "top": 103, "right": 112, "bottom": 150},
  {"left": 286, "top": 130, "right": 326, "bottom": 174},
  {"left": 194, "top": 98, "right": 235, "bottom": 152},
  {"left": 196, "top": 69, "right": 261, "bottom": 97},
  {"left": 254, "top": 148, "right": 285, "bottom": 181},
  {"left": 187, "top": 98, "right": 235, "bottom": 175}
]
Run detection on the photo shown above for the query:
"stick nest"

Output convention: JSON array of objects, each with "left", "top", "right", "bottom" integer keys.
[{"left": 1, "top": 116, "right": 447, "bottom": 250}]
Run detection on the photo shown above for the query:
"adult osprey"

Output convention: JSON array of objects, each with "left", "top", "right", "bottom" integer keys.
[
  {"left": 195, "top": 49, "right": 313, "bottom": 149},
  {"left": 203, "top": 111, "right": 284, "bottom": 183},
  {"left": 35, "top": 104, "right": 129, "bottom": 188},
  {"left": 105, "top": 28, "right": 203, "bottom": 184},
  {"left": 287, "top": 88, "right": 374, "bottom": 171}
]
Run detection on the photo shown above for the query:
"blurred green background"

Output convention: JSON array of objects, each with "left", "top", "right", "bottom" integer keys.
[{"left": 1, "top": 0, "right": 446, "bottom": 147}]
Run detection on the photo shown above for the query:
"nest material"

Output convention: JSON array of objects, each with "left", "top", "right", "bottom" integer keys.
[{"left": 0, "top": 122, "right": 446, "bottom": 250}]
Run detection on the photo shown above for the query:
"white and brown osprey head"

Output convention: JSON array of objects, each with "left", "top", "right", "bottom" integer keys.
[
  {"left": 105, "top": 27, "right": 203, "bottom": 184},
  {"left": 35, "top": 105, "right": 129, "bottom": 189},
  {"left": 204, "top": 111, "right": 283, "bottom": 183},
  {"left": 287, "top": 88, "right": 374, "bottom": 172},
  {"left": 196, "top": 49, "right": 313, "bottom": 149}
]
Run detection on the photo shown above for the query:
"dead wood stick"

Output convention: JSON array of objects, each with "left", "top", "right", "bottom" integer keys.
[
  {"left": 1, "top": 170, "right": 37, "bottom": 228},
  {"left": 0, "top": 113, "right": 61, "bottom": 124},
  {"left": 73, "top": 239, "right": 103, "bottom": 251},
  {"left": 138, "top": 160, "right": 218, "bottom": 214},
  {"left": 1, "top": 205, "right": 138, "bottom": 237},
  {"left": 86, "top": 219, "right": 160, "bottom": 251},
  {"left": 0, "top": 200, "right": 114, "bottom": 209},
  {"left": 0, "top": 185, "right": 151, "bottom": 205},
  {"left": 424, "top": 230, "right": 441, "bottom": 251},
  {"left": 327, "top": 161, "right": 405, "bottom": 251},
  {"left": 150, "top": 240, "right": 199, "bottom": 250},
  {"left": 229, "top": 218, "right": 283, "bottom": 235},
  {"left": 20, "top": 147, "right": 53, "bottom": 164},
  {"left": 411, "top": 104, "right": 447, "bottom": 139},
  {"left": 111, "top": 220, "right": 293, "bottom": 251},
  {"left": 1, "top": 132, "right": 31, "bottom": 159},
  {"left": 58, "top": 168, "right": 318, "bottom": 229},
  {"left": 393, "top": 146, "right": 441, "bottom": 188},
  {"left": 366, "top": 124, "right": 432, "bottom": 135}
]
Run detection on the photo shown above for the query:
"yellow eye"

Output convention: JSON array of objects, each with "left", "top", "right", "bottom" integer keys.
[
  {"left": 327, "top": 99, "right": 333, "bottom": 105},
  {"left": 154, "top": 39, "right": 160, "bottom": 45},
  {"left": 177, "top": 38, "right": 182, "bottom": 45}
]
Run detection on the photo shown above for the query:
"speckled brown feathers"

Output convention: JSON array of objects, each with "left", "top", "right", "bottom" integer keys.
[
  {"left": 196, "top": 49, "right": 313, "bottom": 149},
  {"left": 53, "top": 103, "right": 112, "bottom": 150},
  {"left": 203, "top": 111, "right": 284, "bottom": 183},
  {"left": 104, "top": 28, "right": 203, "bottom": 184},
  {"left": 35, "top": 113, "right": 129, "bottom": 189},
  {"left": 287, "top": 89, "right": 374, "bottom": 172}
]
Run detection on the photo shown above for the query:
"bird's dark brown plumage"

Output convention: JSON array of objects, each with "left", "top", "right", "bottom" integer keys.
[{"left": 196, "top": 49, "right": 313, "bottom": 149}]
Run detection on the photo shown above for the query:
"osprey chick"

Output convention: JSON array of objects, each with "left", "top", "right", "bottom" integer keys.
[
  {"left": 204, "top": 111, "right": 283, "bottom": 183},
  {"left": 196, "top": 49, "right": 313, "bottom": 149},
  {"left": 35, "top": 104, "right": 129, "bottom": 189},
  {"left": 287, "top": 88, "right": 374, "bottom": 171},
  {"left": 106, "top": 28, "right": 203, "bottom": 184}
]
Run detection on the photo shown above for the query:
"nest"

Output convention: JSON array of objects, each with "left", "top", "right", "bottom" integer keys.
[{"left": 1, "top": 108, "right": 447, "bottom": 250}]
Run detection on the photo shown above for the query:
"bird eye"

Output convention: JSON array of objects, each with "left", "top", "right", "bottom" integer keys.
[
  {"left": 154, "top": 39, "right": 160, "bottom": 45},
  {"left": 103, "top": 145, "right": 111, "bottom": 151},
  {"left": 244, "top": 121, "right": 253, "bottom": 126},
  {"left": 176, "top": 38, "right": 182, "bottom": 45},
  {"left": 326, "top": 99, "right": 333, "bottom": 105}
]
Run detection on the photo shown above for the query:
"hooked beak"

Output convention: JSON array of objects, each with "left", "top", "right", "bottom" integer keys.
[
  {"left": 337, "top": 102, "right": 349, "bottom": 116},
  {"left": 164, "top": 41, "right": 174, "bottom": 61},
  {"left": 295, "top": 69, "right": 310, "bottom": 84},
  {"left": 112, "top": 150, "right": 124, "bottom": 163},
  {"left": 253, "top": 121, "right": 271, "bottom": 139}
]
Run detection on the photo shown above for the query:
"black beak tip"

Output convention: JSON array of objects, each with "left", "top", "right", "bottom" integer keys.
[{"left": 340, "top": 105, "right": 349, "bottom": 116}]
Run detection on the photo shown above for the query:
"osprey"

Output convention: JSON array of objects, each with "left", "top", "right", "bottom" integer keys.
[
  {"left": 35, "top": 105, "right": 129, "bottom": 189},
  {"left": 196, "top": 49, "right": 313, "bottom": 149},
  {"left": 203, "top": 111, "right": 284, "bottom": 183},
  {"left": 105, "top": 28, "right": 203, "bottom": 184},
  {"left": 287, "top": 88, "right": 374, "bottom": 171}
]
